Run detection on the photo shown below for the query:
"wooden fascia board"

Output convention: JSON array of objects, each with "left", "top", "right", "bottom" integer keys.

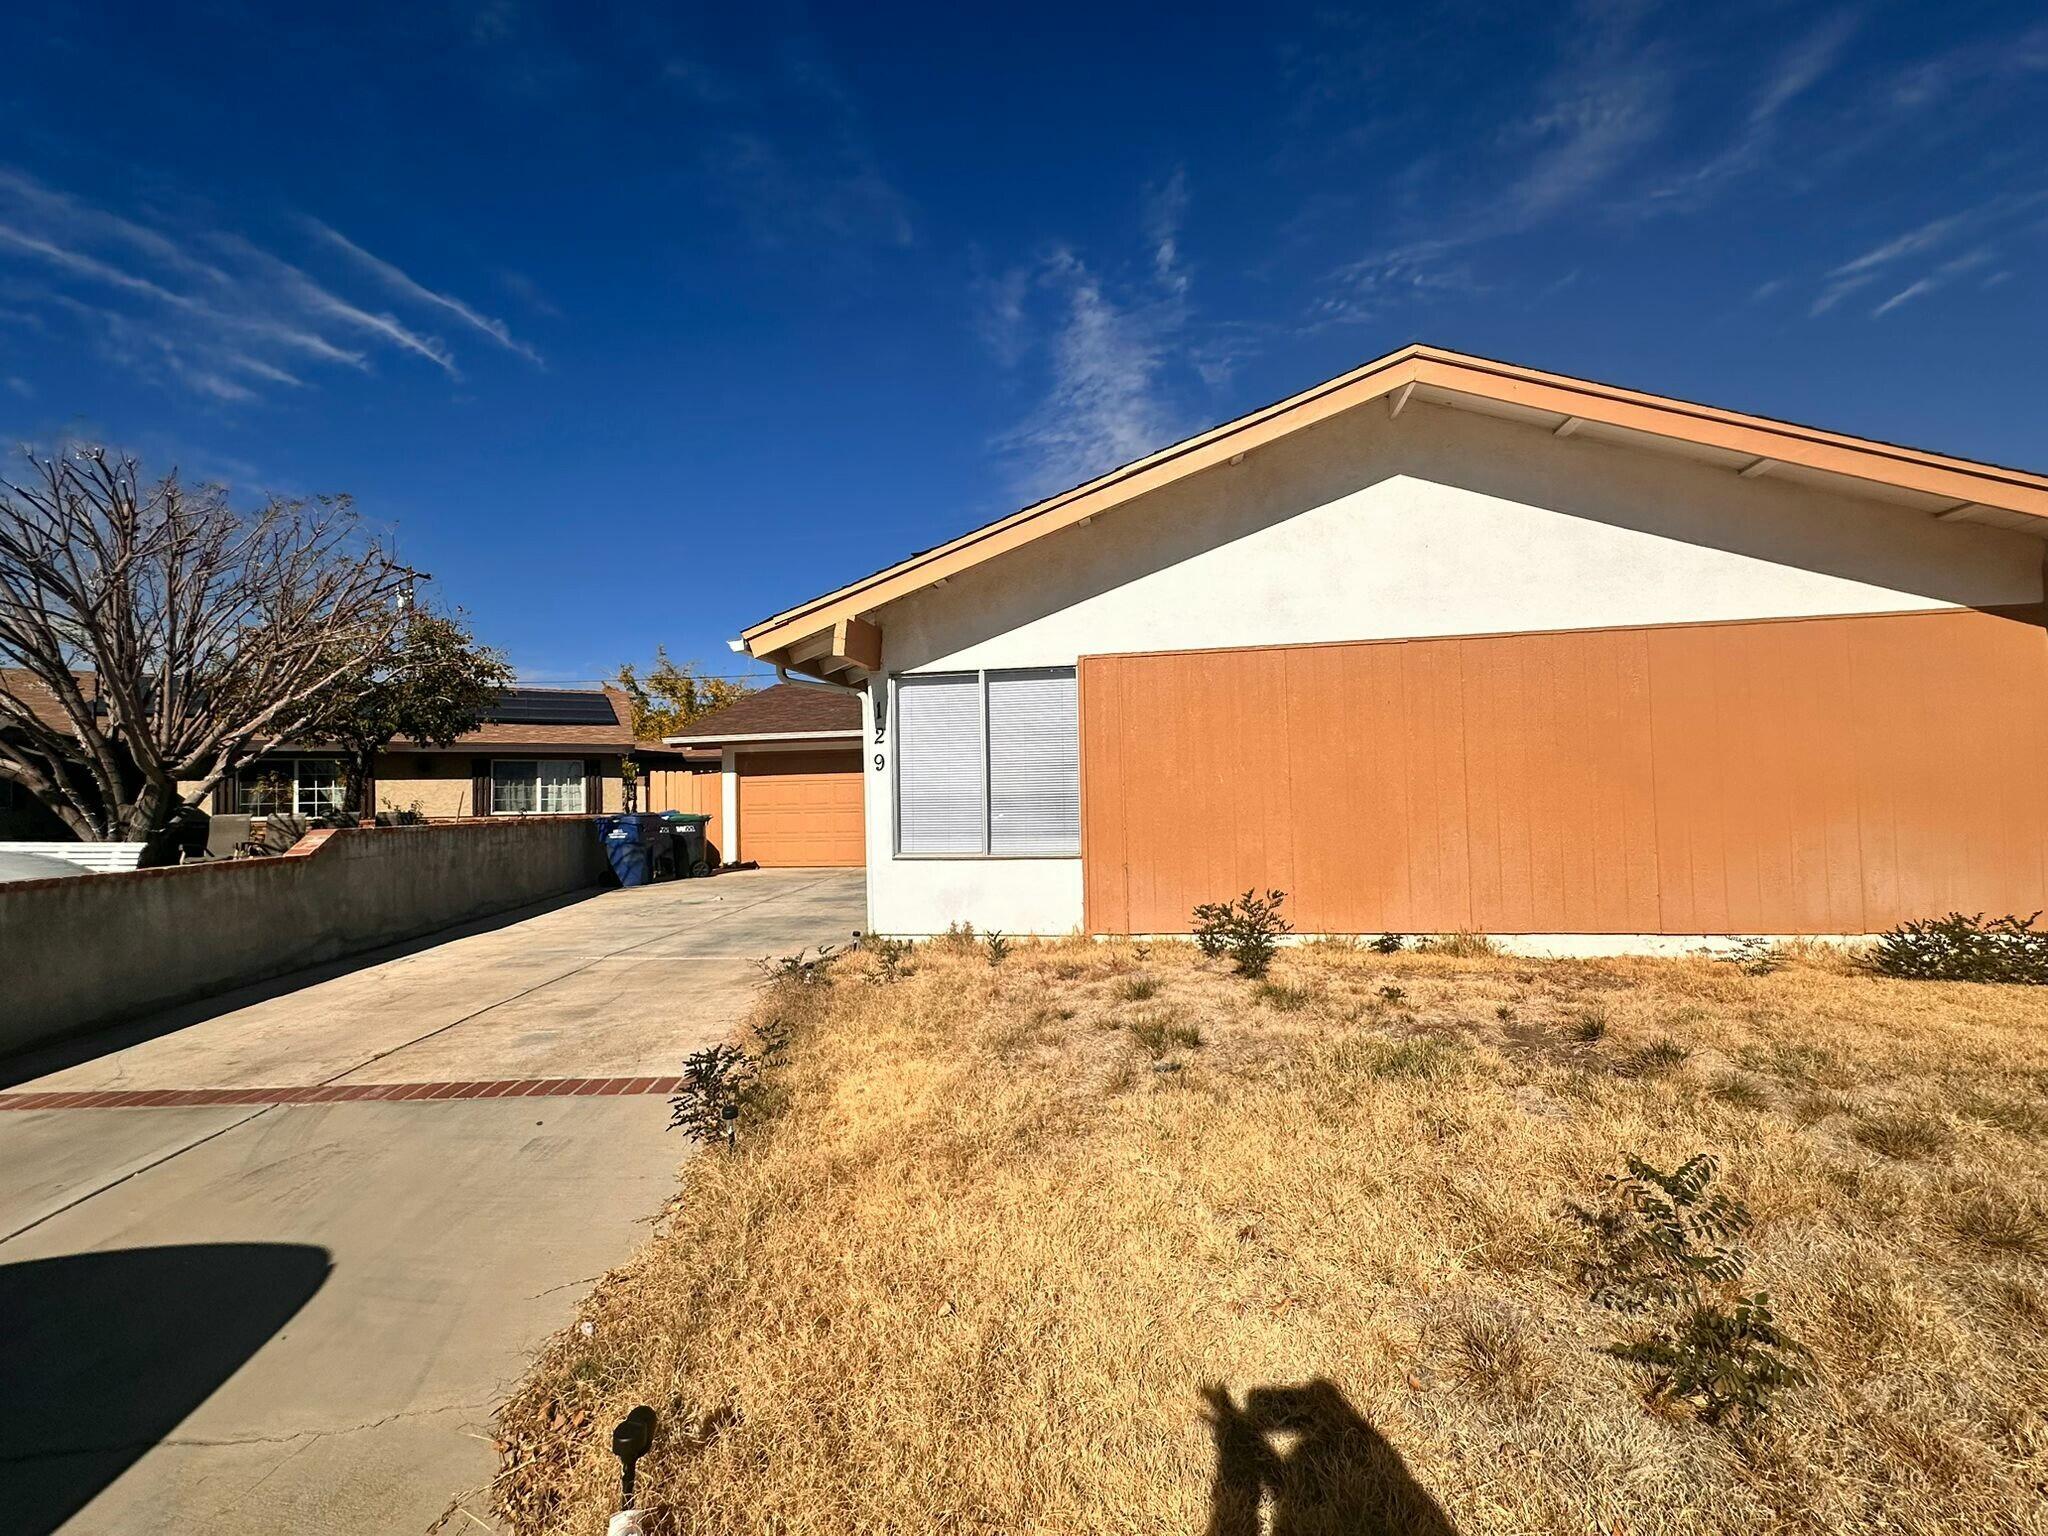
[
  {"left": 1407, "top": 354, "right": 2048, "bottom": 519},
  {"left": 743, "top": 349, "right": 1430, "bottom": 657},
  {"left": 743, "top": 345, "right": 2048, "bottom": 660}
]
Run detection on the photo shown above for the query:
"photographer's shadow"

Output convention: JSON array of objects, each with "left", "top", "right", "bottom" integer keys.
[{"left": 1202, "top": 1379, "right": 1457, "bottom": 1536}]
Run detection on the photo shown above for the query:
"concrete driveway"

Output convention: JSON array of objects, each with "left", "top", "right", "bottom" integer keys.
[{"left": 0, "top": 869, "right": 864, "bottom": 1536}]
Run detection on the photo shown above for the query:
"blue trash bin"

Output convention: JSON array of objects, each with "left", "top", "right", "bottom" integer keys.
[{"left": 596, "top": 813, "right": 663, "bottom": 888}]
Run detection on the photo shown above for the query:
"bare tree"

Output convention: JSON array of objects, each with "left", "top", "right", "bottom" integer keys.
[{"left": 0, "top": 448, "right": 414, "bottom": 843}]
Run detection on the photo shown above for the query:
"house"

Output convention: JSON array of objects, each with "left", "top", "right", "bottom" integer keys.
[
  {"left": 0, "top": 668, "right": 99, "bottom": 840},
  {"left": 218, "top": 686, "right": 702, "bottom": 822},
  {"left": 3, "top": 670, "right": 723, "bottom": 851},
  {"left": 734, "top": 344, "right": 2048, "bottom": 946},
  {"left": 661, "top": 682, "right": 863, "bottom": 867}
]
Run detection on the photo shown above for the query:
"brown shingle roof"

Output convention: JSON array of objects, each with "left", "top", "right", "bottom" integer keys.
[
  {"left": 0, "top": 668, "right": 98, "bottom": 733},
  {"left": 666, "top": 682, "right": 860, "bottom": 742}
]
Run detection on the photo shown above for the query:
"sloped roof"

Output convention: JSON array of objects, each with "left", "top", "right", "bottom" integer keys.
[
  {"left": 392, "top": 687, "right": 646, "bottom": 752},
  {"left": 662, "top": 682, "right": 860, "bottom": 744},
  {"left": 0, "top": 668, "right": 100, "bottom": 732},
  {"left": 740, "top": 343, "right": 2048, "bottom": 675},
  {"left": 2, "top": 670, "right": 658, "bottom": 754}
]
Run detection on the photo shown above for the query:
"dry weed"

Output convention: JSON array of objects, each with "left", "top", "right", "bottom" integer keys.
[{"left": 488, "top": 938, "right": 2048, "bottom": 1536}]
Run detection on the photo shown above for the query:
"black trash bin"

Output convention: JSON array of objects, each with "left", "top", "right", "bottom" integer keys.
[
  {"left": 661, "top": 812, "right": 713, "bottom": 877},
  {"left": 596, "top": 813, "right": 664, "bottom": 888}
]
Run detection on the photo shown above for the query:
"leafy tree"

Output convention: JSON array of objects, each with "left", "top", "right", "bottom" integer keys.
[
  {"left": 300, "top": 607, "right": 513, "bottom": 816},
  {"left": 614, "top": 646, "right": 748, "bottom": 739},
  {"left": 0, "top": 449, "right": 411, "bottom": 842}
]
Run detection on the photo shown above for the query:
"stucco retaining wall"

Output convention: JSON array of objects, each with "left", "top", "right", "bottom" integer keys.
[{"left": 0, "top": 817, "right": 610, "bottom": 1056}]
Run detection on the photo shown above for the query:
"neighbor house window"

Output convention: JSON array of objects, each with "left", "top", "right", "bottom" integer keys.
[
  {"left": 895, "top": 667, "right": 1078, "bottom": 855},
  {"left": 237, "top": 758, "right": 344, "bottom": 817},
  {"left": 492, "top": 759, "right": 586, "bottom": 815}
]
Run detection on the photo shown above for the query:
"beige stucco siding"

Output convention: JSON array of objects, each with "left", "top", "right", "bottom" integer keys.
[{"left": 860, "top": 399, "right": 2046, "bottom": 937}]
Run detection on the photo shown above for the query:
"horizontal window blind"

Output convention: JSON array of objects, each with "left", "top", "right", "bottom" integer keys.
[
  {"left": 897, "top": 673, "right": 985, "bottom": 853},
  {"left": 988, "top": 669, "right": 1079, "bottom": 854}
]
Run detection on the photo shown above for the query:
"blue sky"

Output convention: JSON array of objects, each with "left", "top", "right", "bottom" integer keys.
[{"left": 1, "top": 1, "right": 2043, "bottom": 685}]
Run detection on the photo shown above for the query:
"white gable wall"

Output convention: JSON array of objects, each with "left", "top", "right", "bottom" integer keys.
[{"left": 857, "top": 400, "right": 2043, "bottom": 936}]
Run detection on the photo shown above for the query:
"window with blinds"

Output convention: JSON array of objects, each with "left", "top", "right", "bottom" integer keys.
[
  {"left": 895, "top": 667, "right": 1078, "bottom": 856},
  {"left": 988, "top": 669, "right": 1079, "bottom": 853},
  {"left": 896, "top": 674, "right": 985, "bottom": 853}
]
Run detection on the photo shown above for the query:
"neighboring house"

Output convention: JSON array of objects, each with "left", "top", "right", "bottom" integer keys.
[
  {"left": 661, "top": 682, "right": 863, "bottom": 867},
  {"left": 220, "top": 686, "right": 701, "bottom": 821},
  {"left": 0, "top": 668, "right": 95, "bottom": 840},
  {"left": 735, "top": 343, "right": 2048, "bottom": 944},
  {"left": 3, "top": 670, "right": 720, "bottom": 845}
]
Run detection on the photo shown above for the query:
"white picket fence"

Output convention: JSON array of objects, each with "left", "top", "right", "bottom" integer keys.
[{"left": 0, "top": 841, "right": 148, "bottom": 874}]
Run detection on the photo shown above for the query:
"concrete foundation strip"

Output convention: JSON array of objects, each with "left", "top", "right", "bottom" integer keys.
[{"left": 0, "top": 1076, "right": 686, "bottom": 1110}]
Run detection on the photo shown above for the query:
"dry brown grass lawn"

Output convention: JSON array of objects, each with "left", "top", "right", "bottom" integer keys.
[{"left": 485, "top": 938, "right": 2048, "bottom": 1536}]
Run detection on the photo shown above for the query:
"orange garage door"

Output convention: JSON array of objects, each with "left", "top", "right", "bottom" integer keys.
[
  {"left": 1081, "top": 607, "right": 2048, "bottom": 936},
  {"left": 737, "top": 750, "right": 866, "bottom": 867}
]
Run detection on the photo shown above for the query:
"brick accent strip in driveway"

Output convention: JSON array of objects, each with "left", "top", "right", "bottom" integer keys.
[{"left": 0, "top": 1076, "right": 686, "bottom": 1111}]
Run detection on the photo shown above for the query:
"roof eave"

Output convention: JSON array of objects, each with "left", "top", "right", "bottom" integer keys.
[
  {"left": 660, "top": 727, "right": 863, "bottom": 747},
  {"left": 740, "top": 344, "right": 2048, "bottom": 666}
]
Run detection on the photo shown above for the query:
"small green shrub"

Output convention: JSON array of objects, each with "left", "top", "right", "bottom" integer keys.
[
  {"left": 1569, "top": 1153, "right": 1810, "bottom": 1431},
  {"left": 1870, "top": 912, "right": 2048, "bottom": 984},
  {"left": 1607, "top": 1293, "right": 1812, "bottom": 1431},
  {"left": 866, "top": 936, "right": 914, "bottom": 985},
  {"left": 1378, "top": 984, "right": 1407, "bottom": 1004},
  {"left": 668, "top": 1043, "right": 759, "bottom": 1147},
  {"left": 758, "top": 945, "right": 837, "bottom": 987},
  {"left": 1190, "top": 889, "right": 1292, "bottom": 979},
  {"left": 1371, "top": 932, "right": 1406, "bottom": 954},
  {"left": 984, "top": 930, "right": 1011, "bottom": 967}
]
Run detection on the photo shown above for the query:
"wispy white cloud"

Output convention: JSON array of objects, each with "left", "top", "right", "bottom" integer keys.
[
  {"left": 1808, "top": 193, "right": 2045, "bottom": 318},
  {"left": 1829, "top": 212, "right": 1970, "bottom": 278},
  {"left": 205, "top": 230, "right": 458, "bottom": 377},
  {"left": 980, "top": 175, "right": 1217, "bottom": 499},
  {"left": 1649, "top": 11, "right": 1858, "bottom": 209},
  {"left": 1145, "top": 169, "right": 1191, "bottom": 299},
  {"left": 992, "top": 248, "right": 1184, "bottom": 500},
  {"left": 1872, "top": 248, "right": 1995, "bottom": 317},
  {"left": 0, "top": 166, "right": 540, "bottom": 403},
  {"left": 307, "top": 219, "right": 543, "bottom": 366},
  {"left": 1316, "top": 0, "right": 1667, "bottom": 323}
]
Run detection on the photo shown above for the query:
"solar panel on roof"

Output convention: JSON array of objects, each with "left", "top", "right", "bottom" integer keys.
[{"left": 484, "top": 688, "right": 619, "bottom": 726}]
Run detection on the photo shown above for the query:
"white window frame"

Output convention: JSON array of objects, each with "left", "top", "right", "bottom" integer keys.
[
  {"left": 491, "top": 758, "right": 587, "bottom": 816},
  {"left": 237, "top": 757, "right": 345, "bottom": 818},
  {"left": 891, "top": 666, "right": 1079, "bottom": 859}
]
